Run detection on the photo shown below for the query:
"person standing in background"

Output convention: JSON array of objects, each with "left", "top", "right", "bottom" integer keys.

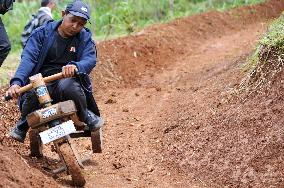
[
  {"left": 0, "top": 0, "right": 14, "bottom": 67},
  {"left": 21, "top": 0, "right": 56, "bottom": 47}
]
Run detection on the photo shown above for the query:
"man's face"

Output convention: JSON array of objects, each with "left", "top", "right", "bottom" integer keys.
[{"left": 61, "top": 12, "right": 87, "bottom": 37}]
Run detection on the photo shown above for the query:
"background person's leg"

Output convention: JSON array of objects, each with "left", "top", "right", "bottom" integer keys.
[{"left": 0, "top": 17, "right": 11, "bottom": 66}]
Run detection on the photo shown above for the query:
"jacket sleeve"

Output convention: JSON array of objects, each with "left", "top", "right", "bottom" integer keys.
[
  {"left": 10, "top": 29, "right": 44, "bottom": 86},
  {"left": 69, "top": 33, "right": 97, "bottom": 75}
]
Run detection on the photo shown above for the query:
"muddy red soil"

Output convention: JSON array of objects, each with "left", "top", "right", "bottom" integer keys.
[{"left": 0, "top": 0, "right": 284, "bottom": 187}]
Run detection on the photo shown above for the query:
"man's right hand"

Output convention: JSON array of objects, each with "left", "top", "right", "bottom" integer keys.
[{"left": 6, "top": 84, "right": 21, "bottom": 99}]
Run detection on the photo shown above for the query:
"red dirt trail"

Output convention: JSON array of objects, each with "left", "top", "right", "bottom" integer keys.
[{"left": 0, "top": 0, "right": 284, "bottom": 187}]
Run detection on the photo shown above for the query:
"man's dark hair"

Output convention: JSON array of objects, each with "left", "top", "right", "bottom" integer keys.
[{"left": 41, "top": 0, "right": 52, "bottom": 7}]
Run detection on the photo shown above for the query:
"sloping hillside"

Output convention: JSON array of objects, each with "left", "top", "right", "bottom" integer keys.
[{"left": 0, "top": 0, "right": 283, "bottom": 187}]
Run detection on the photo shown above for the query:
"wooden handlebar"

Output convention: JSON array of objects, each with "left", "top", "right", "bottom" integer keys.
[
  {"left": 19, "top": 73, "right": 64, "bottom": 94},
  {"left": 44, "top": 72, "right": 64, "bottom": 83}
]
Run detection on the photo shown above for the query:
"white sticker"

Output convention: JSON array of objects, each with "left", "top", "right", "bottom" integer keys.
[
  {"left": 36, "top": 86, "right": 48, "bottom": 97},
  {"left": 39, "top": 120, "right": 76, "bottom": 144},
  {"left": 42, "top": 108, "right": 57, "bottom": 119}
]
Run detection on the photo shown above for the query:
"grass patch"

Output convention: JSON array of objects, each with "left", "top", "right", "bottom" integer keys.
[
  {"left": 240, "top": 12, "right": 284, "bottom": 90},
  {"left": 0, "top": 53, "right": 20, "bottom": 87},
  {"left": 0, "top": 0, "right": 264, "bottom": 86},
  {"left": 244, "top": 12, "right": 284, "bottom": 71},
  {"left": 2, "top": 0, "right": 264, "bottom": 52}
]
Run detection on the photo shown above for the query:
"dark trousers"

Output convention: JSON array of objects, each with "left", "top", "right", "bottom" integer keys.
[
  {"left": 17, "top": 78, "right": 91, "bottom": 132},
  {"left": 0, "top": 17, "right": 11, "bottom": 66}
]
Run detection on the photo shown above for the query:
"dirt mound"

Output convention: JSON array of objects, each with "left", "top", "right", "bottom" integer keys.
[
  {"left": 94, "top": 0, "right": 284, "bottom": 89},
  {"left": 161, "top": 67, "right": 284, "bottom": 187},
  {"left": 0, "top": 144, "right": 59, "bottom": 188},
  {"left": 151, "top": 2, "right": 284, "bottom": 187},
  {"left": 91, "top": 0, "right": 284, "bottom": 187},
  {"left": 0, "top": 89, "right": 59, "bottom": 187}
]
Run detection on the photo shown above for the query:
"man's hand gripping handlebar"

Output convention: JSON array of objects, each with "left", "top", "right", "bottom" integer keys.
[
  {"left": 4, "top": 65, "right": 78, "bottom": 101},
  {"left": 4, "top": 72, "right": 65, "bottom": 101}
]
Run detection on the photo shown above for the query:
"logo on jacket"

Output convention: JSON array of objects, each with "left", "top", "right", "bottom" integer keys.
[{"left": 70, "top": 47, "right": 76, "bottom": 52}]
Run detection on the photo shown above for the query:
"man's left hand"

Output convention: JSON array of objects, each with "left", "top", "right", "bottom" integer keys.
[{"left": 62, "top": 65, "right": 77, "bottom": 78}]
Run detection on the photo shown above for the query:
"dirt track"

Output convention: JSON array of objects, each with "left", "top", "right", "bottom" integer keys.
[{"left": 0, "top": 0, "right": 284, "bottom": 187}]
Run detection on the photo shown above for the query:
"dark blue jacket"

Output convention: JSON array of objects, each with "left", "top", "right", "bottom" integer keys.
[{"left": 11, "top": 20, "right": 100, "bottom": 116}]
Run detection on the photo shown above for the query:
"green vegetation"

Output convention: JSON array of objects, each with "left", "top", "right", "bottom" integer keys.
[
  {"left": 0, "top": 54, "right": 19, "bottom": 87},
  {"left": 245, "top": 12, "right": 284, "bottom": 70},
  {"left": 92, "top": 0, "right": 264, "bottom": 41},
  {"left": 2, "top": 0, "right": 264, "bottom": 52},
  {"left": 259, "top": 13, "right": 284, "bottom": 47},
  {"left": 241, "top": 12, "right": 284, "bottom": 89},
  {"left": 0, "top": 0, "right": 264, "bottom": 86}
]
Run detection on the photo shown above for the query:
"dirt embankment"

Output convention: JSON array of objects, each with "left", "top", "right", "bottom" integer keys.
[
  {"left": 94, "top": 0, "right": 284, "bottom": 89},
  {"left": 0, "top": 0, "right": 284, "bottom": 187},
  {"left": 0, "top": 145, "right": 60, "bottom": 188}
]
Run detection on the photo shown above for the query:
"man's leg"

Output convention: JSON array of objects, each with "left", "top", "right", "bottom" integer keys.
[
  {"left": 51, "top": 78, "right": 88, "bottom": 121},
  {"left": 50, "top": 78, "right": 103, "bottom": 131},
  {"left": 0, "top": 17, "right": 11, "bottom": 67},
  {"left": 10, "top": 91, "right": 40, "bottom": 143}
]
